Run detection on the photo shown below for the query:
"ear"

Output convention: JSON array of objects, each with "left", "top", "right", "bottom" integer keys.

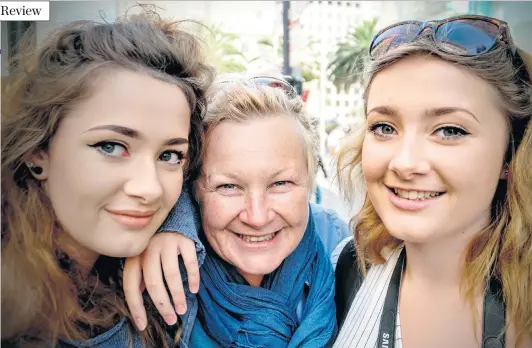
[
  {"left": 26, "top": 150, "right": 50, "bottom": 180},
  {"left": 499, "top": 164, "right": 509, "bottom": 180}
]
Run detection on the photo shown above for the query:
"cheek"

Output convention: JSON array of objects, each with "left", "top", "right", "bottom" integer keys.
[
  {"left": 271, "top": 191, "right": 309, "bottom": 245},
  {"left": 46, "top": 137, "right": 116, "bottom": 199},
  {"left": 434, "top": 143, "right": 504, "bottom": 193},
  {"left": 440, "top": 158, "right": 501, "bottom": 206},
  {"left": 200, "top": 195, "right": 240, "bottom": 234},
  {"left": 361, "top": 138, "right": 389, "bottom": 184},
  {"left": 280, "top": 193, "right": 308, "bottom": 226},
  {"left": 160, "top": 171, "right": 184, "bottom": 207}
]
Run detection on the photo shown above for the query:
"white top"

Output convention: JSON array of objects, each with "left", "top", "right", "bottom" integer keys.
[{"left": 332, "top": 237, "right": 403, "bottom": 348}]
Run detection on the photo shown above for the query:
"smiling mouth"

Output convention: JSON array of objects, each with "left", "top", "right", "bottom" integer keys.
[
  {"left": 388, "top": 186, "right": 446, "bottom": 201},
  {"left": 233, "top": 230, "right": 281, "bottom": 243}
]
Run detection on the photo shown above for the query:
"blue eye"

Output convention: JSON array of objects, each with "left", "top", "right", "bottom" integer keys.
[
  {"left": 435, "top": 126, "right": 470, "bottom": 140},
  {"left": 89, "top": 141, "right": 128, "bottom": 157},
  {"left": 369, "top": 123, "right": 396, "bottom": 137},
  {"left": 217, "top": 184, "right": 236, "bottom": 190},
  {"left": 159, "top": 151, "right": 184, "bottom": 165}
]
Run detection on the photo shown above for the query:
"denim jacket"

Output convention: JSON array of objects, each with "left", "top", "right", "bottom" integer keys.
[
  {"left": 158, "top": 202, "right": 351, "bottom": 347},
  {"left": 58, "top": 187, "right": 199, "bottom": 348}
]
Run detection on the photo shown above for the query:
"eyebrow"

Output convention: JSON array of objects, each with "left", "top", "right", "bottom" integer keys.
[
  {"left": 366, "top": 105, "right": 399, "bottom": 117},
  {"left": 207, "top": 172, "right": 244, "bottom": 183},
  {"left": 269, "top": 168, "right": 297, "bottom": 180},
  {"left": 425, "top": 107, "right": 479, "bottom": 123},
  {"left": 85, "top": 125, "right": 188, "bottom": 146},
  {"left": 207, "top": 168, "right": 298, "bottom": 182},
  {"left": 367, "top": 106, "right": 479, "bottom": 123}
]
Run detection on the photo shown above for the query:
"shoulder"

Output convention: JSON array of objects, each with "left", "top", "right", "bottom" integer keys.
[
  {"left": 331, "top": 236, "right": 354, "bottom": 270},
  {"left": 310, "top": 203, "right": 352, "bottom": 256},
  {"left": 310, "top": 202, "right": 348, "bottom": 228}
]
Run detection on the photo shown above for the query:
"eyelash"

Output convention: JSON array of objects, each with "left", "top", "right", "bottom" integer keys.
[
  {"left": 434, "top": 125, "right": 470, "bottom": 140},
  {"left": 89, "top": 141, "right": 128, "bottom": 157},
  {"left": 217, "top": 184, "right": 236, "bottom": 190},
  {"left": 368, "top": 123, "right": 470, "bottom": 140},
  {"left": 215, "top": 181, "right": 292, "bottom": 191},
  {"left": 368, "top": 123, "right": 395, "bottom": 138},
  {"left": 159, "top": 151, "right": 185, "bottom": 165},
  {"left": 89, "top": 141, "right": 185, "bottom": 164}
]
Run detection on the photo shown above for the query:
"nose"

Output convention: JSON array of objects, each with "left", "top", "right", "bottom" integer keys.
[
  {"left": 239, "top": 190, "right": 274, "bottom": 229},
  {"left": 388, "top": 136, "right": 431, "bottom": 180},
  {"left": 123, "top": 159, "right": 164, "bottom": 204}
]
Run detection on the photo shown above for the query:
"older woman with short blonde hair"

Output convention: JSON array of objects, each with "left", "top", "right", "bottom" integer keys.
[{"left": 123, "top": 73, "right": 351, "bottom": 347}]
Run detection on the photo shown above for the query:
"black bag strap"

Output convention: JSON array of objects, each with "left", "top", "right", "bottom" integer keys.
[
  {"left": 482, "top": 276, "right": 506, "bottom": 348},
  {"left": 334, "top": 239, "right": 365, "bottom": 329},
  {"left": 335, "top": 240, "right": 507, "bottom": 346}
]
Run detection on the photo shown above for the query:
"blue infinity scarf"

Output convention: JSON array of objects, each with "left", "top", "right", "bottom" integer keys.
[{"left": 197, "top": 205, "right": 336, "bottom": 347}]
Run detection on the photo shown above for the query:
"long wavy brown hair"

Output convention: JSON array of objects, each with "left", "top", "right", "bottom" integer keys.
[
  {"left": 1, "top": 12, "right": 214, "bottom": 347},
  {"left": 337, "top": 38, "right": 532, "bottom": 344}
]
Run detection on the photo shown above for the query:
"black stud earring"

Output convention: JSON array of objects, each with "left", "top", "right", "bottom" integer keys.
[{"left": 26, "top": 162, "right": 43, "bottom": 175}]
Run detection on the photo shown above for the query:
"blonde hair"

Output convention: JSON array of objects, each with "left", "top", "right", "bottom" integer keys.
[
  {"left": 337, "top": 38, "right": 532, "bottom": 343},
  {"left": 1, "top": 12, "right": 214, "bottom": 347},
  {"left": 200, "top": 72, "right": 320, "bottom": 187}
]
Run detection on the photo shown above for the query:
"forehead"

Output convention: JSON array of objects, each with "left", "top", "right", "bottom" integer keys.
[
  {"left": 367, "top": 55, "right": 503, "bottom": 116},
  {"left": 203, "top": 116, "right": 307, "bottom": 171},
  {"left": 61, "top": 69, "right": 191, "bottom": 138}
]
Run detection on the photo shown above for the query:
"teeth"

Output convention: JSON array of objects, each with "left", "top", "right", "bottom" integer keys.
[
  {"left": 393, "top": 188, "right": 442, "bottom": 200},
  {"left": 238, "top": 232, "right": 276, "bottom": 243}
]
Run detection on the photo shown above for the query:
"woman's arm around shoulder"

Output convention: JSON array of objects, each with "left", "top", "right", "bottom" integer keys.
[
  {"left": 158, "top": 184, "right": 205, "bottom": 266},
  {"left": 309, "top": 202, "right": 352, "bottom": 257}
]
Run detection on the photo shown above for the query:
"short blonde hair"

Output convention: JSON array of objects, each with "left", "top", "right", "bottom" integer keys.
[{"left": 201, "top": 72, "right": 320, "bottom": 187}]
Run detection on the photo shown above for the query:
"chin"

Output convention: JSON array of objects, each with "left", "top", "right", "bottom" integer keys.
[
  {"left": 99, "top": 241, "right": 148, "bottom": 258},
  {"left": 380, "top": 212, "right": 436, "bottom": 239},
  {"left": 237, "top": 256, "right": 284, "bottom": 276},
  {"left": 386, "top": 226, "right": 438, "bottom": 244}
]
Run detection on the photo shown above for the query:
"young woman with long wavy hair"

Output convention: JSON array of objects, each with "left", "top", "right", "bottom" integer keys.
[{"left": 1, "top": 13, "right": 213, "bottom": 348}]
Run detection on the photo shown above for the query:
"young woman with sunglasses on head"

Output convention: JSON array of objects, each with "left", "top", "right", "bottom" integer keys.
[
  {"left": 121, "top": 73, "right": 352, "bottom": 347},
  {"left": 334, "top": 15, "right": 532, "bottom": 348}
]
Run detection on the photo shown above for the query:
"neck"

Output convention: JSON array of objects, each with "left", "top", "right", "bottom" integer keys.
[
  {"left": 402, "top": 218, "right": 489, "bottom": 289},
  {"left": 57, "top": 232, "right": 100, "bottom": 276},
  {"left": 238, "top": 270, "right": 264, "bottom": 287},
  {"left": 403, "top": 239, "right": 466, "bottom": 289}
]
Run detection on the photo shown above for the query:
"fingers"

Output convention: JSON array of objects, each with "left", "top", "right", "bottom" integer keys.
[
  {"left": 179, "top": 238, "right": 200, "bottom": 294},
  {"left": 123, "top": 255, "right": 148, "bottom": 331},
  {"left": 161, "top": 245, "right": 187, "bottom": 315},
  {"left": 142, "top": 247, "right": 177, "bottom": 326}
]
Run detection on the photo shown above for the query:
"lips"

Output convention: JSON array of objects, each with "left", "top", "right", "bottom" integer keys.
[
  {"left": 106, "top": 209, "right": 156, "bottom": 229},
  {"left": 231, "top": 229, "right": 283, "bottom": 245},
  {"left": 107, "top": 209, "right": 156, "bottom": 217},
  {"left": 386, "top": 185, "right": 445, "bottom": 211},
  {"left": 235, "top": 231, "right": 278, "bottom": 242},
  {"left": 392, "top": 188, "right": 445, "bottom": 200}
]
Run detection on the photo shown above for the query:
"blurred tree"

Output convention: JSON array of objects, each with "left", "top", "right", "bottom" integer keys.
[
  {"left": 257, "top": 35, "right": 283, "bottom": 61},
  {"left": 257, "top": 36, "right": 277, "bottom": 51},
  {"left": 301, "top": 59, "right": 319, "bottom": 82},
  {"left": 328, "top": 18, "right": 378, "bottom": 92},
  {"left": 300, "top": 38, "right": 320, "bottom": 82},
  {"left": 257, "top": 35, "right": 320, "bottom": 82},
  {"left": 202, "top": 24, "right": 249, "bottom": 73}
]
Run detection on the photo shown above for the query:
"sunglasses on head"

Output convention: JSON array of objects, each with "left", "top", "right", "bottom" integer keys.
[
  {"left": 371, "top": 15, "right": 530, "bottom": 156},
  {"left": 216, "top": 76, "right": 298, "bottom": 97},
  {"left": 370, "top": 15, "right": 515, "bottom": 58}
]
